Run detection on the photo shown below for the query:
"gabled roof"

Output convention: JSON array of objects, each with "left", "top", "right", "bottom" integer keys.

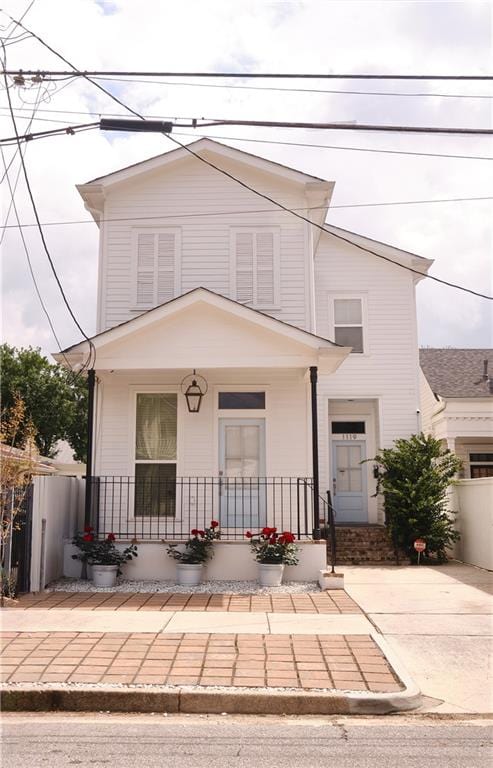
[
  {"left": 54, "top": 288, "right": 350, "bottom": 374},
  {"left": 420, "top": 348, "right": 493, "bottom": 398},
  {"left": 322, "top": 223, "right": 433, "bottom": 271},
  {"left": 81, "top": 137, "right": 329, "bottom": 188}
]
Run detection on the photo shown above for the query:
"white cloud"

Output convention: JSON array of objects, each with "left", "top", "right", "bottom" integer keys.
[{"left": 1, "top": 0, "right": 491, "bottom": 359}]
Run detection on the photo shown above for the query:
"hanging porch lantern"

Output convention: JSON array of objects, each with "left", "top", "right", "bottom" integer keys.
[{"left": 181, "top": 370, "right": 208, "bottom": 413}]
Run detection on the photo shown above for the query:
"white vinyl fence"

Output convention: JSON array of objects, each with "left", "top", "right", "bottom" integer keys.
[
  {"left": 451, "top": 477, "right": 493, "bottom": 571},
  {"left": 30, "top": 475, "right": 85, "bottom": 591}
]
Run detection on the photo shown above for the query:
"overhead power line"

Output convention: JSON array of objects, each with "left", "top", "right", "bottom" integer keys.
[
  {"left": 0, "top": 121, "right": 100, "bottom": 145},
  {"left": 4, "top": 68, "right": 493, "bottom": 81},
  {"left": 91, "top": 75, "right": 493, "bottom": 100},
  {"left": 4, "top": 16, "right": 491, "bottom": 304},
  {"left": 2, "top": 196, "right": 492, "bottom": 232},
  {"left": 3, "top": 108, "right": 492, "bottom": 161},
  {"left": 1, "top": 43, "right": 95, "bottom": 369}
]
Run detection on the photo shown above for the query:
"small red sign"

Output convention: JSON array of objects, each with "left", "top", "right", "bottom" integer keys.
[{"left": 414, "top": 539, "right": 426, "bottom": 553}]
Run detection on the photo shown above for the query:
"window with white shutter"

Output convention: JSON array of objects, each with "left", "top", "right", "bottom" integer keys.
[
  {"left": 230, "top": 228, "right": 280, "bottom": 308},
  {"left": 132, "top": 229, "right": 181, "bottom": 308}
]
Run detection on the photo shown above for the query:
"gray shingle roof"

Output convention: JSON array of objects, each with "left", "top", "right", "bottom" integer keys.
[{"left": 420, "top": 348, "right": 493, "bottom": 398}]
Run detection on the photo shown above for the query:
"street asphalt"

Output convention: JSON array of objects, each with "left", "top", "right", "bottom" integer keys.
[{"left": 2, "top": 713, "right": 492, "bottom": 768}]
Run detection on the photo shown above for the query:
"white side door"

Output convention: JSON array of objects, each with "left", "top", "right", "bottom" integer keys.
[{"left": 332, "top": 441, "right": 368, "bottom": 523}]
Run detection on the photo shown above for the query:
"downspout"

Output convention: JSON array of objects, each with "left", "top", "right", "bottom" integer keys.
[
  {"left": 84, "top": 368, "right": 96, "bottom": 528},
  {"left": 310, "top": 366, "right": 321, "bottom": 539}
]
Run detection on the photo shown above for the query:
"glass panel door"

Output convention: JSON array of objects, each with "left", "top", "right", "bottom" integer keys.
[
  {"left": 332, "top": 440, "right": 367, "bottom": 523},
  {"left": 219, "top": 418, "right": 266, "bottom": 529}
]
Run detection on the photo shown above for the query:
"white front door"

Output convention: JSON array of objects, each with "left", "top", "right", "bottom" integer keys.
[
  {"left": 219, "top": 418, "right": 266, "bottom": 529},
  {"left": 332, "top": 441, "right": 368, "bottom": 523}
]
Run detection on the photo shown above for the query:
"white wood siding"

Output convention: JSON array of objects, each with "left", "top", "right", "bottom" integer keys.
[
  {"left": 314, "top": 232, "right": 422, "bottom": 496},
  {"left": 95, "top": 369, "right": 310, "bottom": 479},
  {"left": 99, "top": 157, "right": 308, "bottom": 332}
]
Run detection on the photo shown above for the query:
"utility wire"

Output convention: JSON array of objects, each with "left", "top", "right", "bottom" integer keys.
[
  {"left": 4, "top": 20, "right": 491, "bottom": 303},
  {"left": 0, "top": 145, "right": 70, "bottom": 362},
  {"left": 165, "top": 133, "right": 493, "bottom": 301},
  {"left": 3, "top": 66, "right": 493, "bottom": 81},
  {"left": 2, "top": 196, "right": 492, "bottom": 232},
  {"left": 1, "top": 43, "right": 96, "bottom": 368},
  {"left": 0, "top": 121, "right": 101, "bottom": 145},
  {"left": 90, "top": 75, "right": 493, "bottom": 100},
  {"left": 3, "top": 109, "right": 491, "bottom": 162}
]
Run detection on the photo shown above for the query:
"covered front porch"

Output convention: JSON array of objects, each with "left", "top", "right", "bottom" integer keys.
[{"left": 57, "top": 289, "right": 350, "bottom": 576}]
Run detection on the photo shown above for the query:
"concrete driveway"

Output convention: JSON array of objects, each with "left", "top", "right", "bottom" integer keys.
[{"left": 341, "top": 562, "right": 493, "bottom": 714}]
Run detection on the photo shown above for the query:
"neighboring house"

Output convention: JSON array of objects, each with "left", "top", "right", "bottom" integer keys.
[
  {"left": 420, "top": 348, "right": 493, "bottom": 478},
  {"left": 55, "top": 138, "right": 432, "bottom": 547}
]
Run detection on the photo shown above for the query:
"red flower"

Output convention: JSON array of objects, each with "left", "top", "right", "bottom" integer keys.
[
  {"left": 281, "top": 532, "right": 295, "bottom": 543},
  {"left": 210, "top": 520, "right": 219, "bottom": 528},
  {"left": 191, "top": 529, "right": 199, "bottom": 536},
  {"left": 197, "top": 530, "right": 205, "bottom": 537},
  {"left": 107, "top": 533, "right": 116, "bottom": 542},
  {"left": 82, "top": 533, "right": 94, "bottom": 542},
  {"left": 262, "top": 527, "right": 273, "bottom": 536},
  {"left": 269, "top": 535, "right": 277, "bottom": 544},
  {"left": 245, "top": 531, "right": 253, "bottom": 539},
  {"left": 84, "top": 525, "right": 93, "bottom": 533}
]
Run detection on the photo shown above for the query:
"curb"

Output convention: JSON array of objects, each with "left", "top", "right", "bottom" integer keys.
[{"left": 1, "top": 635, "right": 421, "bottom": 715}]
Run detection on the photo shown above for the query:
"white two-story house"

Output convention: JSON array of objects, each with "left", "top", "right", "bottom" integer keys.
[{"left": 57, "top": 139, "right": 432, "bottom": 576}]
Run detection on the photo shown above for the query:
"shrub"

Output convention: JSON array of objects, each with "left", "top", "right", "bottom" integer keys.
[
  {"left": 371, "top": 433, "right": 462, "bottom": 563},
  {"left": 72, "top": 528, "right": 138, "bottom": 575}
]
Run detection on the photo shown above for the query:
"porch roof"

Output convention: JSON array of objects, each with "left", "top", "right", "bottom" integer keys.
[{"left": 54, "top": 288, "right": 351, "bottom": 374}]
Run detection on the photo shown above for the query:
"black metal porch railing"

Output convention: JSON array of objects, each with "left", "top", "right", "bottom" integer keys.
[{"left": 87, "top": 476, "right": 316, "bottom": 541}]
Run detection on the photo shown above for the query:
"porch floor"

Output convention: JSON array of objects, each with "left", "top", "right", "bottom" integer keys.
[{"left": 10, "top": 590, "right": 361, "bottom": 614}]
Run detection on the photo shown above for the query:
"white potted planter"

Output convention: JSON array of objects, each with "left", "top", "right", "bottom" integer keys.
[
  {"left": 258, "top": 563, "right": 285, "bottom": 587},
  {"left": 92, "top": 564, "right": 118, "bottom": 588},
  {"left": 176, "top": 563, "right": 204, "bottom": 586}
]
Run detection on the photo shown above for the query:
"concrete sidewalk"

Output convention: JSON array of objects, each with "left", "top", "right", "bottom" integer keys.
[
  {"left": 341, "top": 562, "right": 493, "bottom": 714},
  {"left": 0, "top": 589, "right": 421, "bottom": 715}
]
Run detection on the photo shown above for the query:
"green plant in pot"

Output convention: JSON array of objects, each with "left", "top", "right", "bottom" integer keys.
[
  {"left": 166, "top": 521, "right": 220, "bottom": 586},
  {"left": 246, "top": 527, "right": 299, "bottom": 586},
  {"left": 72, "top": 527, "right": 138, "bottom": 587}
]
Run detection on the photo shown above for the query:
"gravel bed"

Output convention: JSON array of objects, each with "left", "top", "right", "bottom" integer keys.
[{"left": 46, "top": 578, "right": 320, "bottom": 595}]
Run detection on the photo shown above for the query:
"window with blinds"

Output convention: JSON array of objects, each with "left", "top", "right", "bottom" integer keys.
[
  {"left": 230, "top": 228, "right": 280, "bottom": 308},
  {"left": 331, "top": 297, "right": 366, "bottom": 353},
  {"left": 134, "top": 393, "right": 177, "bottom": 517},
  {"left": 132, "top": 229, "right": 181, "bottom": 308}
]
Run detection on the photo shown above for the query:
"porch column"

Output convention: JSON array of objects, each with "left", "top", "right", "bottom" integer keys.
[
  {"left": 310, "top": 366, "right": 321, "bottom": 539},
  {"left": 84, "top": 369, "right": 96, "bottom": 527}
]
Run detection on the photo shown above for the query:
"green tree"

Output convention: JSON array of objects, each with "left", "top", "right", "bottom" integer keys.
[
  {"left": 372, "top": 433, "right": 462, "bottom": 563},
  {"left": 0, "top": 345, "right": 87, "bottom": 461}
]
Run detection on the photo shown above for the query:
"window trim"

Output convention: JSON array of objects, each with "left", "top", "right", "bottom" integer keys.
[
  {"left": 131, "top": 227, "right": 182, "bottom": 310},
  {"left": 328, "top": 293, "right": 368, "bottom": 355},
  {"left": 229, "top": 227, "right": 281, "bottom": 310},
  {"left": 129, "top": 387, "right": 181, "bottom": 520}
]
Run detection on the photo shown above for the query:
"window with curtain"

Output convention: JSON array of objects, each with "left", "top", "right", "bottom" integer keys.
[
  {"left": 333, "top": 298, "right": 364, "bottom": 353},
  {"left": 135, "top": 393, "right": 177, "bottom": 517}
]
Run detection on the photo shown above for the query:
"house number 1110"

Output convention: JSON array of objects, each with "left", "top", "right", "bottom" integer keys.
[{"left": 341, "top": 434, "right": 358, "bottom": 440}]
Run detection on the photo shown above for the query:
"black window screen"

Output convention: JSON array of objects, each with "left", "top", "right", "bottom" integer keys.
[
  {"left": 219, "top": 392, "right": 265, "bottom": 409},
  {"left": 331, "top": 421, "right": 366, "bottom": 434},
  {"left": 469, "top": 453, "right": 493, "bottom": 463}
]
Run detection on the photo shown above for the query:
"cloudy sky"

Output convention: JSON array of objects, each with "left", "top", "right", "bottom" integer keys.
[{"left": 1, "top": 0, "right": 492, "bottom": 360}]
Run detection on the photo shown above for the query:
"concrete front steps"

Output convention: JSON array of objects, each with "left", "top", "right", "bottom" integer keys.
[{"left": 332, "top": 525, "right": 400, "bottom": 565}]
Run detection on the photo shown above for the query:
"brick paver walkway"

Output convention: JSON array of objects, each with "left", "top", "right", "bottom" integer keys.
[
  {"left": 0, "top": 631, "right": 401, "bottom": 692},
  {"left": 11, "top": 591, "right": 361, "bottom": 614}
]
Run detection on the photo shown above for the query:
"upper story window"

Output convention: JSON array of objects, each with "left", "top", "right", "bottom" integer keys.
[
  {"left": 132, "top": 228, "right": 181, "bottom": 309},
  {"left": 230, "top": 228, "right": 280, "bottom": 309},
  {"left": 330, "top": 296, "right": 366, "bottom": 353}
]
